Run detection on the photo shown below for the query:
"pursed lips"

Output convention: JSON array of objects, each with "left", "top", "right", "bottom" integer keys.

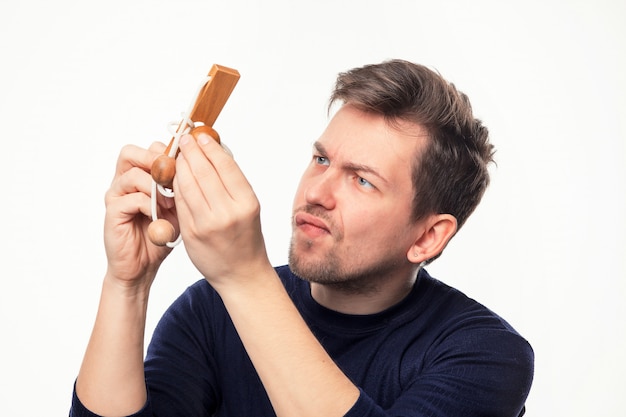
[{"left": 294, "top": 211, "right": 331, "bottom": 236}]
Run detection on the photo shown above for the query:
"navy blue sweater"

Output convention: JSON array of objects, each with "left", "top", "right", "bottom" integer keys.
[{"left": 71, "top": 266, "right": 534, "bottom": 416}]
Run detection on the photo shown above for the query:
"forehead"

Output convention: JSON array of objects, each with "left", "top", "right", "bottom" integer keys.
[{"left": 318, "top": 105, "right": 428, "bottom": 180}]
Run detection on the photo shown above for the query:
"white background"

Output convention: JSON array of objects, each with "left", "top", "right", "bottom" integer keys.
[{"left": 0, "top": 1, "right": 624, "bottom": 415}]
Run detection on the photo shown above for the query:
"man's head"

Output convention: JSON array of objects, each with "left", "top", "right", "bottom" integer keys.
[
  {"left": 330, "top": 59, "right": 494, "bottom": 233},
  {"left": 289, "top": 60, "right": 494, "bottom": 291}
]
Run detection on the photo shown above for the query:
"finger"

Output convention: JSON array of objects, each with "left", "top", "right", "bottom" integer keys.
[
  {"left": 170, "top": 173, "right": 193, "bottom": 235},
  {"left": 177, "top": 132, "right": 251, "bottom": 203},
  {"left": 106, "top": 165, "right": 175, "bottom": 219},
  {"left": 193, "top": 132, "right": 255, "bottom": 201},
  {"left": 179, "top": 134, "right": 225, "bottom": 191},
  {"left": 175, "top": 135, "right": 225, "bottom": 209},
  {"left": 173, "top": 152, "right": 218, "bottom": 239},
  {"left": 107, "top": 191, "right": 153, "bottom": 219},
  {"left": 107, "top": 166, "right": 153, "bottom": 200},
  {"left": 113, "top": 143, "right": 167, "bottom": 181},
  {"left": 147, "top": 141, "right": 167, "bottom": 154}
]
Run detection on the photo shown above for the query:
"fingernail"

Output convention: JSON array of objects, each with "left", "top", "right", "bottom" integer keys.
[
  {"left": 197, "top": 133, "right": 211, "bottom": 145},
  {"left": 179, "top": 135, "right": 190, "bottom": 146}
]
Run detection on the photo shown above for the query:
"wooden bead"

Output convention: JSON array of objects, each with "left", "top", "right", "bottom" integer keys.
[
  {"left": 148, "top": 219, "right": 176, "bottom": 246},
  {"left": 191, "top": 125, "right": 220, "bottom": 143},
  {"left": 151, "top": 155, "right": 176, "bottom": 188}
]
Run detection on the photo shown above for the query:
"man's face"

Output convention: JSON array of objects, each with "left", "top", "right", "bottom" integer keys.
[{"left": 289, "top": 105, "right": 428, "bottom": 289}]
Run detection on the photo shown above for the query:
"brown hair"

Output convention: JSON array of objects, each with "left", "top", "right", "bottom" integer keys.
[{"left": 330, "top": 59, "right": 495, "bottom": 236}]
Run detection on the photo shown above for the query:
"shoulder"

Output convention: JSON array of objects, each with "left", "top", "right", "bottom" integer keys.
[
  {"left": 395, "top": 270, "right": 535, "bottom": 415},
  {"left": 416, "top": 269, "right": 527, "bottom": 338},
  {"left": 417, "top": 270, "right": 534, "bottom": 397},
  {"left": 414, "top": 269, "right": 534, "bottom": 368}
]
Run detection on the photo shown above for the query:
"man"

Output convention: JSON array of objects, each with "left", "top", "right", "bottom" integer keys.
[{"left": 70, "top": 59, "right": 534, "bottom": 417}]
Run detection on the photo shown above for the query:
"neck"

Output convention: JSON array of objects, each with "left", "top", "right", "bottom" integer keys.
[{"left": 310, "top": 267, "right": 420, "bottom": 315}]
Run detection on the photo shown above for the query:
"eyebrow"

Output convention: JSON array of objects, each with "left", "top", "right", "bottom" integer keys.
[{"left": 313, "top": 141, "right": 390, "bottom": 185}]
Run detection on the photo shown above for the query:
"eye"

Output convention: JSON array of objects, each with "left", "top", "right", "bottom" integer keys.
[
  {"left": 315, "top": 155, "right": 330, "bottom": 166},
  {"left": 357, "top": 176, "right": 375, "bottom": 189}
]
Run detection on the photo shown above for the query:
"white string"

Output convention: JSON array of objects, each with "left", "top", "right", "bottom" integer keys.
[
  {"left": 167, "top": 75, "right": 211, "bottom": 160},
  {"left": 150, "top": 75, "right": 211, "bottom": 248},
  {"left": 167, "top": 230, "right": 183, "bottom": 248}
]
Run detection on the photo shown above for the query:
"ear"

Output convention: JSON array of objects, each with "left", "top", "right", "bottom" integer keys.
[{"left": 407, "top": 214, "right": 457, "bottom": 264}]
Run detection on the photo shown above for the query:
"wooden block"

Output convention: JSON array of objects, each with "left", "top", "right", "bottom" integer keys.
[{"left": 190, "top": 64, "right": 241, "bottom": 127}]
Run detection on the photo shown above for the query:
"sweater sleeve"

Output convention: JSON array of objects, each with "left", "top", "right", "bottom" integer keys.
[
  {"left": 69, "top": 281, "right": 221, "bottom": 417},
  {"left": 69, "top": 381, "right": 152, "bottom": 417},
  {"left": 140, "top": 282, "right": 221, "bottom": 416}
]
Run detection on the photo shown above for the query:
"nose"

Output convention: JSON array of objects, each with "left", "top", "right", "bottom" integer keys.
[{"left": 303, "top": 170, "right": 337, "bottom": 210}]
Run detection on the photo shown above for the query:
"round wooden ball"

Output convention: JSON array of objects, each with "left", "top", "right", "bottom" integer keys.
[
  {"left": 191, "top": 125, "right": 220, "bottom": 143},
  {"left": 148, "top": 219, "right": 176, "bottom": 246},
  {"left": 151, "top": 155, "right": 176, "bottom": 188}
]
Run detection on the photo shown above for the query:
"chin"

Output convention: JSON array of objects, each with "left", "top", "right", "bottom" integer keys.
[{"left": 288, "top": 241, "right": 330, "bottom": 282}]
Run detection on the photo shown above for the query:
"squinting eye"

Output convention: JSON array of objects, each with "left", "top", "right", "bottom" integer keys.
[
  {"left": 315, "top": 156, "right": 330, "bottom": 166},
  {"left": 357, "top": 177, "right": 374, "bottom": 188}
]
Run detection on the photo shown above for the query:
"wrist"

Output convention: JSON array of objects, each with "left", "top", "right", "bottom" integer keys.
[
  {"left": 103, "top": 269, "right": 154, "bottom": 302},
  {"left": 208, "top": 258, "right": 275, "bottom": 296},
  {"left": 213, "top": 263, "right": 285, "bottom": 314}
]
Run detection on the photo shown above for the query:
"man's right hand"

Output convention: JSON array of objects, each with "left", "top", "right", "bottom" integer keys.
[
  {"left": 103, "top": 142, "right": 177, "bottom": 292},
  {"left": 76, "top": 142, "right": 178, "bottom": 416}
]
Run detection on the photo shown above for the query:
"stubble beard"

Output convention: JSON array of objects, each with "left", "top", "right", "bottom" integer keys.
[
  {"left": 289, "top": 205, "right": 406, "bottom": 295},
  {"left": 288, "top": 234, "right": 404, "bottom": 296}
]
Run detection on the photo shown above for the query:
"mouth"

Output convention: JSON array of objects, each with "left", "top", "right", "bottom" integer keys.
[{"left": 294, "top": 211, "right": 331, "bottom": 238}]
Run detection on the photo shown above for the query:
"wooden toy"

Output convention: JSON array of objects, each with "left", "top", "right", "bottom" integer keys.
[{"left": 148, "top": 64, "right": 240, "bottom": 246}]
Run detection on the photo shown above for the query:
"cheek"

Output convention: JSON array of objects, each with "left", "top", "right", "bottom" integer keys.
[
  {"left": 345, "top": 204, "right": 413, "bottom": 245},
  {"left": 344, "top": 207, "right": 385, "bottom": 238}
]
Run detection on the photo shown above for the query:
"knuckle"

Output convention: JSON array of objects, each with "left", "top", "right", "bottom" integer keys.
[
  {"left": 148, "top": 141, "right": 167, "bottom": 153},
  {"left": 119, "top": 144, "right": 136, "bottom": 158}
]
